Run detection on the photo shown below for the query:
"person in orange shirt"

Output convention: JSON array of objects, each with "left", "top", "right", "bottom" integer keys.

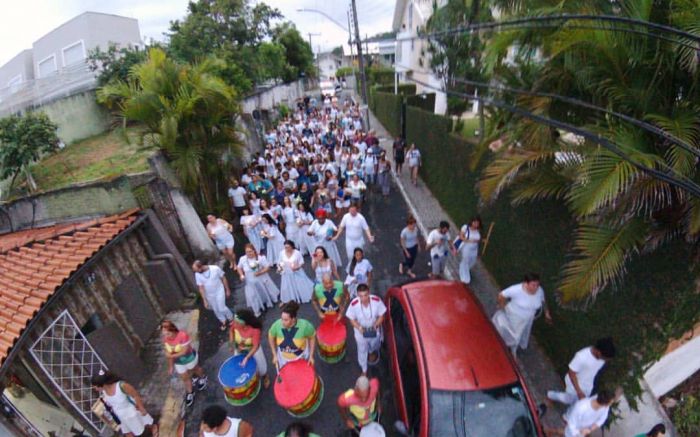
[
  {"left": 337, "top": 375, "right": 381, "bottom": 432},
  {"left": 229, "top": 309, "right": 270, "bottom": 389}
]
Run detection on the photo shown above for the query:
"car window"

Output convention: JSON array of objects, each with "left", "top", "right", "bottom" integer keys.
[
  {"left": 390, "top": 298, "right": 422, "bottom": 434},
  {"left": 429, "top": 384, "right": 537, "bottom": 437}
]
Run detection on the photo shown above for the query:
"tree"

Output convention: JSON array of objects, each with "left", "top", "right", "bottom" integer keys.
[
  {"left": 97, "top": 48, "right": 243, "bottom": 210},
  {"left": 331, "top": 46, "right": 344, "bottom": 57},
  {"left": 256, "top": 42, "right": 287, "bottom": 83},
  {"left": 272, "top": 22, "right": 315, "bottom": 82},
  {"left": 0, "top": 112, "right": 59, "bottom": 192},
  {"left": 87, "top": 43, "right": 148, "bottom": 86}
]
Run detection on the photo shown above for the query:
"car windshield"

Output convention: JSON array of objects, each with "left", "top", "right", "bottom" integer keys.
[{"left": 429, "top": 383, "right": 538, "bottom": 437}]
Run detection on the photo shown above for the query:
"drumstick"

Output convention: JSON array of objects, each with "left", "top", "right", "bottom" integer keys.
[{"left": 275, "top": 361, "right": 282, "bottom": 383}]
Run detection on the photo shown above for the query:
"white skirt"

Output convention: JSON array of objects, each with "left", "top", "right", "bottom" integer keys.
[
  {"left": 265, "top": 238, "right": 285, "bottom": 265},
  {"left": 244, "top": 274, "right": 280, "bottom": 316},
  {"left": 284, "top": 223, "right": 301, "bottom": 249},
  {"left": 113, "top": 405, "right": 154, "bottom": 436},
  {"left": 492, "top": 305, "right": 535, "bottom": 350},
  {"left": 246, "top": 225, "right": 263, "bottom": 253},
  {"left": 280, "top": 270, "right": 314, "bottom": 303},
  {"left": 299, "top": 226, "right": 316, "bottom": 255},
  {"left": 321, "top": 240, "right": 343, "bottom": 268}
]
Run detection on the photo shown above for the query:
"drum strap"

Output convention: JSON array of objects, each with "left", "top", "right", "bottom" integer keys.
[{"left": 279, "top": 327, "right": 302, "bottom": 356}]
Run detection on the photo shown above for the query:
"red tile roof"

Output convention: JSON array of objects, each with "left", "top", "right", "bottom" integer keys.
[{"left": 0, "top": 209, "right": 140, "bottom": 365}]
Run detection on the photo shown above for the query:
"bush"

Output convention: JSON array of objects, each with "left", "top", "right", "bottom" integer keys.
[
  {"left": 335, "top": 67, "right": 355, "bottom": 78},
  {"left": 372, "top": 91, "right": 403, "bottom": 137},
  {"left": 674, "top": 395, "right": 700, "bottom": 436},
  {"left": 374, "top": 84, "right": 417, "bottom": 96},
  {"left": 367, "top": 67, "right": 395, "bottom": 87},
  {"left": 406, "top": 93, "right": 435, "bottom": 113}
]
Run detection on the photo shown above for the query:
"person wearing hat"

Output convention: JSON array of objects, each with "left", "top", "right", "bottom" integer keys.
[
  {"left": 337, "top": 375, "right": 381, "bottom": 433},
  {"left": 307, "top": 208, "right": 342, "bottom": 267}
]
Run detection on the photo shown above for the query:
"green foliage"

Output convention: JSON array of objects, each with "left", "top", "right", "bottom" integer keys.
[
  {"left": 331, "top": 46, "right": 344, "bottom": 57},
  {"left": 335, "top": 67, "right": 356, "bottom": 78},
  {"left": 406, "top": 93, "right": 436, "bottom": 113},
  {"left": 0, "top": 112, "right": 59, "bottom": 193},
  {"left": 370, "top": 91, "right": 403, "bottom": 137},
  {"left": 87, "top": 43, "right": 148, "bottom": 86},
  {"left": 366, "top": 67, "right": 395, "bottom": 87},
  {"left": 256, "top": 42, "right": 287, "bottom": 83},
  {"left": 674, "top": 395, "right": 700, "bottom": 436},
  {"left": 277, "top": 103, "right": 291, "bottom": 120},
  {"left": 374, "top": 84, "right": 416, "bottom": 96},
  {"left": 271, "top": 22, "right": 315, "bottom": 82}
]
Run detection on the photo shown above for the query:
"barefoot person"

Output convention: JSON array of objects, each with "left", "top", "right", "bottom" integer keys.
[
  {"left": 206, "top": 214, "right": 236, "bottom": 266},
  {"left": 236, "top": 244, "right": 279, "bottom": 316},
  {"left": 161, "top": 320, "right": 208, "bottom": 408},
  {"left": 192, "top": 260, "right": 234, "bottom": 331},
  {"left": 230, "top": 309, "right": 271, "bottom": 389},
  {"left": 92, "top": 371, "right": 159, "bottom": 437}
]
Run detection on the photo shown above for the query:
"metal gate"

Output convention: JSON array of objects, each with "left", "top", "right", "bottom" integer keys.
[{"left": 28, "top": 310, "right": 106, "bottom": 432}]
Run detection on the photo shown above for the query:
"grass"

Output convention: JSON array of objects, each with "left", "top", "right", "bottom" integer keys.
[
  {"left": 26, "top": 127, "right": 152, "bottom": 193},
  {"left": 458, "top": 116, "right": 481, "bottom": 138}
]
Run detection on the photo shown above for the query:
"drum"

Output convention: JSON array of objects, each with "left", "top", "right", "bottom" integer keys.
[
  {"left": 218, "top": 354, "right": 261, "bottom": 406},
  {"left": 274, "top": 359, "right": 324, "bottom": 417},
  {"left": 317, "top": 315, "right": 347, "bottom": 363}
]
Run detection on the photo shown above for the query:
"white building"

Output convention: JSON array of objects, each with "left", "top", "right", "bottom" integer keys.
[
  {"left": 392, "top": 0, "right": 447, "bottom": 114},
  {"left": 317, "top": 52, "right": 345, "bottom": 81}
]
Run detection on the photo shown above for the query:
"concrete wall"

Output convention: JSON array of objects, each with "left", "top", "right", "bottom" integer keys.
[
  {"left": 36, "top": 90, "right": 111, "bottom": 144},
  {"left": 241, "top": 79, "right": 309, "bottom": 114},
  {"left": 645, "top": 334, "right": 700, "bottom": 398},
  {"left": 0, "top": 50, "right": 34, "bottom": 89}
]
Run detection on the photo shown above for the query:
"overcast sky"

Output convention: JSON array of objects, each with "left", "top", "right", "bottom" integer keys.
[{"left": 0, "top": 0, "right": 395, "bottom": 66}]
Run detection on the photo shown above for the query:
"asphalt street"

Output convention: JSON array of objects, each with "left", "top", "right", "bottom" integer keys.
[{"left": 185, "top": 175, "right": 433, "bottom": 436}]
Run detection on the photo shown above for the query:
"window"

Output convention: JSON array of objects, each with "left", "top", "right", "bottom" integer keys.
[
  {"left": 390, "top": 298, "right": 422, "bottom": 434},
  {"left": 7, "top": 74, "right": 22, "bottom": 94},
  {"left": 37, "top": 55, "right": 57, "bottom": 78},
  {"left": 62, "top": 40, "right": 85, "bottom": 67}
]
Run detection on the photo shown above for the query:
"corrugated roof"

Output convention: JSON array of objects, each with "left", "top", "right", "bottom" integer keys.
[{"left": 0, "top": 209, "right": 139, "bottom": 365}]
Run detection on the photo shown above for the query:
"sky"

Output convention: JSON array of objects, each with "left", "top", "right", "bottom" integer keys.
[{"left": 0, "top": 0, "right": 395, "bottom": 67}]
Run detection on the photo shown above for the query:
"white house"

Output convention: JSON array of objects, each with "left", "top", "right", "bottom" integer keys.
[{"left": 317, "top": 52, "right": 345, "bottom": 81}]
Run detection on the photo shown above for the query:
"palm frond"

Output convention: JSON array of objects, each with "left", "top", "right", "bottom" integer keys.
[{"left": 479, "top": 148, "right": 557, "bottom": 201}]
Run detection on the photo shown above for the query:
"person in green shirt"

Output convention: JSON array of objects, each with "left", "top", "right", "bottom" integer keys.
[
  {"left": 276, "top": 421, "right": 321, "bottom": 437},
  {"left": 268, "top": 301, "right": 316, "bottom": 368},
  {"left": 634, "top": 423, "right": 666, "bottom": 437},
  {"left": 312, "top": 274, "right": 348, "bottom": 321}
]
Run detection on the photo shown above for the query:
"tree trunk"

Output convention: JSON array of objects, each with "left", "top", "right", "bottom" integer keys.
[{"left": 24, "top": 165, "right": 37, "bottom": 192}]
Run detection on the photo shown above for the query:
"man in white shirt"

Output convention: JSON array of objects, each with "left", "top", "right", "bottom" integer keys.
[
  {"left": 547, "top": 338, "right": 616, "bottom": 406},
  {"left": 227, "top": 179, "right": 248, "bottom": 218},
  {"left": 426, "top": 221, "right": 456, "bottom": 279},
  {"left": 546, "top": 390, "right": 616, "bottom": 437},
  {"left": 192, "top": 260, "right": 233, "bottom": 331},
  {"left": 334, "top": 203, "right": 374, "bottom": 261},
  {"left": 346, "top": 284, "right": 387, "bottom": 374}
]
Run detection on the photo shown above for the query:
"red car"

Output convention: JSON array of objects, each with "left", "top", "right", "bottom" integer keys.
[{"left": 384, "top": 280, "right": 544, "bottom": 436}]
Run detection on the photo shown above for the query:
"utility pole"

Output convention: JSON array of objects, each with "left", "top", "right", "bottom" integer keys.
[
  {"left": 350, "top": 0, "right": 370, "bottom": 130},
  {"left": 307, "top": 32, "right": 321, "bottom": 80}
]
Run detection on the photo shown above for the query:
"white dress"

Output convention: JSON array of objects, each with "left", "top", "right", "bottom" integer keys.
[
  {"left": 296, "top": 211, "right": 316, "bottom": 256},
  {"left": 102, "top": 383, "right": 153, "bottom": 435},
  {"left": 314, "top": 260, "right": 334, "bottom": 284},
  {"left": 278, "top": 249, "right": 314, "bottom": 303},
  {"left": 340, "top": 212, "right": 370, "bottom": 261},
  {"left": 241, "top": 214, "right": 263, "bottom": 253},
  {"left": 492, "top": 283, "right": 544, "bottom": 351},
  {"left": 237, "top": 255, "right": 279, "bottom": 316},
  {"left": 209, "top": 220, "right": 235, "bottom": 250},
  {"left": 281, "top": 206, "right": 301, "bottom": 248},
  {"left": 308, "top": 219, "right": 342, "bottom": 267},
  {"left": 458, "top": 226, "right": 481, "bottom": 284},
  {"left": 345, "top": 258, "right": 373, "bottom": 298},
  {"left": 262, "top": 223, "right": 285, "bottom": 266}
]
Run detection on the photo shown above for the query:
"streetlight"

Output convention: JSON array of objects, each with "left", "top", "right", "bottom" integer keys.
[{"left": 296, "top": 8, "right": 349, "bottom": 32}]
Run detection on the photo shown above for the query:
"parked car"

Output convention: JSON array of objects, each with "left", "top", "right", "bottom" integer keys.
[
  {"left": 384, "top": 280, "right": 544, "bottom": 437},
  {"left": 320, "top": 80, "right": 336, "bottom": 98}
]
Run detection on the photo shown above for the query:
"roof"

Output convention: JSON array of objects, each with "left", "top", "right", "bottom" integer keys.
[
  {"left": 0, "top": 209, "right": 140, "bottom": 365},
  {"left": 392, "top": 0, "right": 409, "bottom": 31},
  {"left": 401, "top": 280, "right": 518, "bottom": 391}
]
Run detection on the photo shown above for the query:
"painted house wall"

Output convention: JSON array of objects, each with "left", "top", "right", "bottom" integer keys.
[{"left": 0, "top": 50, "right": 34, "bottom": 92}]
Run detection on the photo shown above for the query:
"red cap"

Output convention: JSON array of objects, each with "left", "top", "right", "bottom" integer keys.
[{"left": 316, "top": 209, "right": 327, "bottom": 218}]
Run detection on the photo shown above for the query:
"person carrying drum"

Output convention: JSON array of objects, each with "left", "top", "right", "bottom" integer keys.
[
  {"left": 229, "top": 309, "right": 270, "bottom": 389},
  {"left": 345, "top": 284, "right": 387, "bottom": 374},
  {"left": 312, "top": 274, "right": 348, "bottom": 321},
  {"left": 337, "top": 375, "right": 381, "bottom": 433},
  {"left": 199, "top": 405, "right": 253, "bottom": 437},
  {"left": 268, "top": 301, "right": 317, "bottom": 368}
]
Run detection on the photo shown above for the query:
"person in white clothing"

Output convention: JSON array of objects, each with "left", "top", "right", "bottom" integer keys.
[
  {"left": 334, "top": 203, "right": 375, "bottom": 261},
  {"left": 193, "top": 261, "right": 234, "bottom": 331},
  {"left": 227, "top": 179, "right": 248, "bottom": 218},
  {"left": 346, "top": 284, "right": 387, "bottom": 374},
  {"left": 200, "top": 405, "right": 253, "bottom": 437},
  {"left": 547, "top": 338, "right": 616, "bottom": 406},
  {"left": 236, "top": 244, "right": 279, "bottom": 316},
  {"left": 345, "top": 248, "right": 373, "bottom": 298},
  {"left": 456, "top": 216, "right": 481, "bottom": 284},
  {"left": 281, "top": 196, "right": 301, "bottom": 248},
  {"left": 278, "top": 240, "right": 315, "bottom": 303},
  {"left": 206, "top": 214, "right": 236, "bottom": 266},
  {"left": 406, "top": 143, "right": 421, "bottom": 186},
  {"left": 260, "top": 214, "right": 285, "bottom": 266},
  {"left": 426, "top": 221, "right": 456, "bottom": 279},
  {"left": 491, "top": 273, "right": 552, "bottom": 356},
  {"left": 307, "top": 208, "right": 342, "bottom": 267},
  {"left": 546, "top": 390, "right": 616, "bottom": 437},
  {"left": 92, "top": 371, "right": 158, "bottom": 437}
]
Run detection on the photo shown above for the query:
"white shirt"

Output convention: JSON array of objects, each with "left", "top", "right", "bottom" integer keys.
[
  {"left": 346, "top": 296, "right": 387, "bottom": 329},
  {"left": 427, "top": 229, "right": 450, "bottom": 258},
  {"left": 346, "top": 258, "right": 373, "bottom": 285},
  {"left": 340, "top": 213, "right": 369, "bottom": 241},
  {"left": 279, "top": 249, "right": 304, "bottom": 273},
  {"left": 308, "top": 220, "right": 337, "bottom": 245},
  {"left": 501, "top": 284, "right": 544, "bottom": 319},
  {"left": 401, "top": 227, "right": 420, "bottom": 248},
  {"left": 195, "top": 265, "right": 225, "bottom": 296},
  {"left": 564, "top": 396, "right": 610, "bottom": 437},
  {"left": 227, "top": 186, "right": 247, "bottom": 207},
  {"left": 459, "top": 225, "right": 481, "bottom": 254},
  {"left": 237, "top": 255, "right": 270, "bottom": 275},
  {"left": 407, "top": 149, "right": 421, "bottom": 167},
  {"left": 203, "top": 417, "right": 241, "bottom": 437},
  {"left": 565, "top": 347, "right": 606, "bottom": 397}
]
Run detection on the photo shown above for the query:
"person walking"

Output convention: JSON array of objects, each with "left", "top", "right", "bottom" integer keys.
[
  {"left": 399, "top": 216, "right": 421, "bottom": 279},
  {"left": 260, "top": 214, "right": 284, "bottom": 266},
  {"left": 635, "top": 424, "right": 666, "bottom": 437},
  {"left": 161, "top": 320, "right": 208, "bottom": 408},
  {"left": 491, "top": 273, "right": 552, "bottom": 356},
  {"left": 199, "top": 405, "right": 253, "bottom": 437},
  {"left": 235, "top": 244, "right": 279, "bottom": 316},
  {"left": 345, "top": 248, "right": 373, "bottom": 298},
  {"left": 206, "top": 214, "right": 236, "bottom": 266},
  {"left": 307, "top": 209, "right": 342, "bottom": 267},
  {"left": 268, "top": 301, "right": 316, "bottom": 368},
  {"left": 547, "top": 338, "right": 616, "bottom": 406},
  {"left": 337, "top": 375, "right": 381, "bottom": 433},
  {"left": 91, "top": 371, "right": 159, "bottom": 437},
  {"left": 392, "top": 136, "right": 406, "bottom": 174},
  {"left": 426, "top": 221, "right": 455, "bottom": 279},
  {"left": 334, "top": 203, "right": 374, "bottom": 262},
  {"left": 457, "top": 216, "right": 482, "bottom": 284},
  {"left": 281, "top": 196, "right": 301, "bottom": 248},
  {"left": 406, "top": 143, "right": 421, "bottom": 186},
  {"left": 311, "top": 246, "right": 340, "bottom": 283},
  {"left": 545, "top": 390, "right": 617, "bottom": 437},
  {"left": 278, "top": 240, "right": 315, "bottom": 304},
  {"left": 230, "top": 308, "right": 271, "bottom": 389},
  {"left": 312, "top": 274, "right": 348, "bottom": 320},
  {"left": 346, "top": 284, "right": 387, "bottom": 374},
  {"left": 192, "top": 260, "right": 234, "bottom": 331},
  {"left": 295, "top": 202, "right": 316, "bottom": 256},
  {"left": 227, "top": 179, "right": 248, "bottom": 219},
  {"left": 240, "top": 207, "right": 263, "bottom": 254},
  {"left": 376, "top": 153, "right": 391, "bottom": 197}
]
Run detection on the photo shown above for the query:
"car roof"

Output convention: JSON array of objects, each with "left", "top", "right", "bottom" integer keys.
[{"left": 399, "top": 280, "right": 518, "bottom": 391}]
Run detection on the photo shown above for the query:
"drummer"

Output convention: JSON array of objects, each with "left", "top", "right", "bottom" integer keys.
[
  {"left": 337, "top": 375, "right": 381, "bottom": 432},
  {"left": 276, "top": 422, "right": 321, "bottom": 437},
  {"left": 268, "top": 301, "right": 317, "bottom": 368},
  {"left": 229, "top": 308, "right": 270, "bottom": 389},
  {"left": 312, "top": 274, "right": 348, "bottom": 321},
  {"left": 345, "top": 284, "right": 387, "bottom": 374}
]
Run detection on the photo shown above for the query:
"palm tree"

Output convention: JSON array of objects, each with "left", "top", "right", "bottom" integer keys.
[
  {"left": 98, "top": 48, "right": 243, "bottom": 210},
  {"left": 477, "top": 0, "right": 700, "bottom": 302}
]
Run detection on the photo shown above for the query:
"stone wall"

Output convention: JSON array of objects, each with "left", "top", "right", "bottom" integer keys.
[
  {"left": 33, "top": 90, "right": 111, "bottom": 145},
  {"left": 241, "top": 79, "right": 313, "bottom": 114}
]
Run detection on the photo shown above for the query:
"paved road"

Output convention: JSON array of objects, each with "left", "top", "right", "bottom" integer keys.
[{"left": 185, "top": 175, "right": 431, "bottom": 436}]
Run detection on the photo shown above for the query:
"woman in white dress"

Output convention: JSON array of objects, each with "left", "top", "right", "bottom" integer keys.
[
  {"left": 277, "top": 240, "right": 314, "bottom": 303},
  {"left": 239, "top": 207, "right": 263, "bottom": 253},
  {"left": 269, "top": 197, "right": 283, "bottom": 222},
  {"left": 345, "top": 248, "right": 374, "bottom": 298},
  {"left": 260, "top": 214, "right": 284, "bottom": 266},
  {"left": 457, "top": 216, "right": 482, "bottom": 284},
  {"left": 296, "top": 202, "right": 315, "bottom": 256},
  {"left": 281, "top": 196, "right": 300, "bottom": 248},
  {"left": 205, "top": 214, "right": 236, "bottom": 266},
  {"left": 492, "top": 273, "right": 552, "bottom": 356},
  {"left": 307, "top": 209, "right": 342, "bottom": 267},
  {"left": 248, "top": 192, "right": 261, "bottom": 216},
  {"left": 236, "top": 244, "right": 279, "bottom": 316},
  {"left": 92, "top": 371, "right": 157, "bottom": 437},
  {"left": 311, "top": 246, "right": 340, "bottom": 284}
]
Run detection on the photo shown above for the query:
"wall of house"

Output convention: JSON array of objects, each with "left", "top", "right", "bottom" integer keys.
[
  {"left": 36, "top": 90, "right": 111, "bottom": 144},
  {"left": 241, "top": 79, "right": 311, "bottom": 114},
  {"left": 0, "top": 50, "right": 34, "bottom": 90}
]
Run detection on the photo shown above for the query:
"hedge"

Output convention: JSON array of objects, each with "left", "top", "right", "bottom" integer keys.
[
  {"left": 374, "top": 83, "right": 417, "bottom": 96},
  {"left": 406, "top": 92, "right": 436, "bottom": 113},
  {"left": 403, "top": 105, "right": 699, "bottom": 400},
  {"left": 371, "top": 90, "right": 403, "bottom": 137},
  {"left": 367, "top": 67, "right": 395, "bottom": 87}
]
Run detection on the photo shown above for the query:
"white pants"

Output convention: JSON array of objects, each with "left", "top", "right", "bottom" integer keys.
[
  {"left": 354, "top": 331, "right": 382, "bottom": 373},
  {"left": 206, "top": 290, "right": 233, "bottom": 323},
  {"left": 547, "top": 388, "right": 578, "bottom": 406},
  {"left": 458, "top": 249, "right": 478, "bottom": 284},
  {"left": 345, "top": 237, "right": 365, "bottom": 261}
]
